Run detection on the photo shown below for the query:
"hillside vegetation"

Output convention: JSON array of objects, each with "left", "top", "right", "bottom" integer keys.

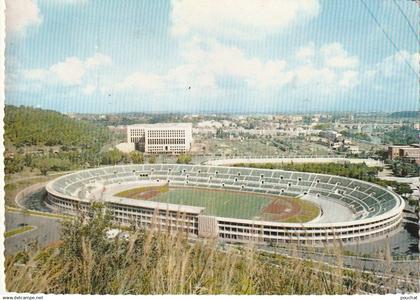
[
  {"left": 388, "top": 111, "right": 419, "bottom": 119},
  {"left": 3, "top": 106, "right": 157, "bottom": 175},
  {"left": 4, "top": 105, "right": 119, "bottom": 174},
  {"left": 5, "top": 105, "right": 109, "bottom": 148},
  {"left": 382, "top": 126, "right": 419, "bottom": 145}
]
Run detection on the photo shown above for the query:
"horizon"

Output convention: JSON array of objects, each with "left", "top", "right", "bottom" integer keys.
[
  {"left": 7, "top": 103, "right": 419, "bottom": 117},
  {"left": 5, "top": 0, "right": 420, "bottom": 114}
]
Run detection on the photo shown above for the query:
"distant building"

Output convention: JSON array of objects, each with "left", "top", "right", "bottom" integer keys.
[
  {"left": 348, "top": 145, "right": 360, "bottom": 154},
  {"left": 319, "top": 130, "right": 342, "bottom": 141},
  {"left": 388, "top": 144, "right": 420, "bottom": 164},
  {"left": 127, "top": 123, "right": 192, "bottom": 154}
]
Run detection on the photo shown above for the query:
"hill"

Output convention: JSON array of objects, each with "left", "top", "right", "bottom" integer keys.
[
  {"left": 4, "top": 105, "right": 109, "bottom": 148},
  {"left": 388, "top": 111, "right": 419, "bottom": 118},
  {"left": 4, "top": 105, "right": 112, "bottom": 174}
]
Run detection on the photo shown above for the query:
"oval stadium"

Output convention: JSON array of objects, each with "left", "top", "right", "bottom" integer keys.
[{"left": 45, "top": 164, "right": 405, "bottom": 245}]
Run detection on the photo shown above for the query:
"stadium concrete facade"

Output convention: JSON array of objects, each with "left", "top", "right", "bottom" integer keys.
[{"left": 46, "top": 164, "right": 405, "bottom": 245}]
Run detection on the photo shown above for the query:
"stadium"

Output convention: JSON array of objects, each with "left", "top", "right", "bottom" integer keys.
[{"left": 45, "top": 164, "right": 405, "bottom": 245}]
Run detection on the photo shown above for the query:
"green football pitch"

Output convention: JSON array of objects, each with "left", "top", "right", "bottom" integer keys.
[{"left": 149, "top": 187, "right": 272, "bottom": 219}]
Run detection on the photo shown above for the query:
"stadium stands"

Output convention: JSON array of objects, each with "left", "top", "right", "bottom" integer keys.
[{"left": 46, "top": 164, "right": 405, "bottom": 245}]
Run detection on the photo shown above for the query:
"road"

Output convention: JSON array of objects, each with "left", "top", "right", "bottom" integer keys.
[{"left": 5, "top": 211, "right": 62, "bottom": 255}]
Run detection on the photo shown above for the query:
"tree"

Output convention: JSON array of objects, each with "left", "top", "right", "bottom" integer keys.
[
  {"left": 147, "top": 154, "right": 156, "bottom": 164},
  {"left": 394, "top": 183, "right": 412, "bottom": 198},
  {"left": 391, "top": 161, "right": 418, "bottom": 177},
  {"left": 176, "top": 153, "right": 192, "bottom": 164},
  {"left": 37, "top": 159, "right": 50, "bottom": 176},
  {"left": 130, "top": 151, "right": 144, "bottom": 164},
  {"left": 101, "top": 149, "right": 126, "bottom": 165},
  {"left": 4, "top": 105, "right": 110, "bottom": 149},
  {"left": 60, "top": 202, "right": 112, "bottom": 259},
  {"left": 4, "top": 156, "right": 24, "bottom": 174},
  {"left": 382, "top": 126, "right": 419, "bottom": 145},
  {"left": 374, "top": 149, "right": 388, "bottom": 161}
]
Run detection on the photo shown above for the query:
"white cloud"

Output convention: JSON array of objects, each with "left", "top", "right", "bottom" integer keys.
[
  {"left": 293, "top": 65, "right": 338, "bottom": 93},
  {"left": 339, "top": 70, "right": 359, "bottom": 88},
  {"left": 321, "top": 43, "right": 359, "bottom": 69},
  {"left": 392, "top": 51, "right": 419, "bottom": 73},
  {"left": 24, "top": 53, "right": 112, "bottom": 86},
  {"left": 22, "top": 69, "right": 48, "bottom": 80},
  {"left": 46, "top": 0, "right": 88, "bottom": 4},
  {"left": 85, "top": 53, "right": 112, "bottom": 69},
  {"left": 296, "top": 43, "right": 315, "bottom": 61},
  {"left": 171, "top": 0, "right": 320, "bottom": 39},
  {"left": 369, "top": 50, "right": 419, "bottom": 79},
  {"left": 115, "top": 72, "right": 164, "bottom": 91},
  {"left": 113, "top": 39, "right": 293, "bottom": 94},
  {"left": 6, "top": 0, "right": 42, "bottom": 34},
  {"left": 83, "top": 84, "right": 96, "bottom": 95},
  {"left": 50, "top": 57, "right": 86, "bottom": 85},
  {"left": 292, "top": 43, "right": 360, "bottom": 92},
  {"left": 113, "top": 40, "right": 362, "bottom": 96}
]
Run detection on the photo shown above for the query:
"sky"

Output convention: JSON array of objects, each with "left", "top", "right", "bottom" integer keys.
[{"left": 4, "top": 0, "right": 420, "bottom": 114}]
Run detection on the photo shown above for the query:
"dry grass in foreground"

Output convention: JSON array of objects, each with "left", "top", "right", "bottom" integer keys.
[{"left": 5, "top": 204, "right": 418, "bottom": 295}]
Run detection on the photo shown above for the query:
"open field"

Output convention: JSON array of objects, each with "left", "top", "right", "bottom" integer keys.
[{"left": 116, "top": 186, "right": 319, "bottom": 222}]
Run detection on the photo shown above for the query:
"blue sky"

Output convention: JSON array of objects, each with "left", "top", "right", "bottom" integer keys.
[{"left": 5, "top": 0, "right": 419, "bottom": 114}]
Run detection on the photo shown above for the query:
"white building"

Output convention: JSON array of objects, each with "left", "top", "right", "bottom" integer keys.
[{"left": 127, "top": 123, "right": 192, "bottom": 154}]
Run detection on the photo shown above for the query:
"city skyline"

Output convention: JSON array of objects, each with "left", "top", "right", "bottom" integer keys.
[{"left": 5, "top": 0, "right": 419, "bottom": 114}]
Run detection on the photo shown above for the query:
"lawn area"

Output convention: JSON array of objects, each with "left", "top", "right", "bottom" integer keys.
[
  {"left": 151, "top": 187, "right": 271, "bottom": 219},
  {"left": 116, "top": 186, "right": 320, "bottom": 222},
  {"left": 5, "top": 226, "right": 35, "bottom": 238}
]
